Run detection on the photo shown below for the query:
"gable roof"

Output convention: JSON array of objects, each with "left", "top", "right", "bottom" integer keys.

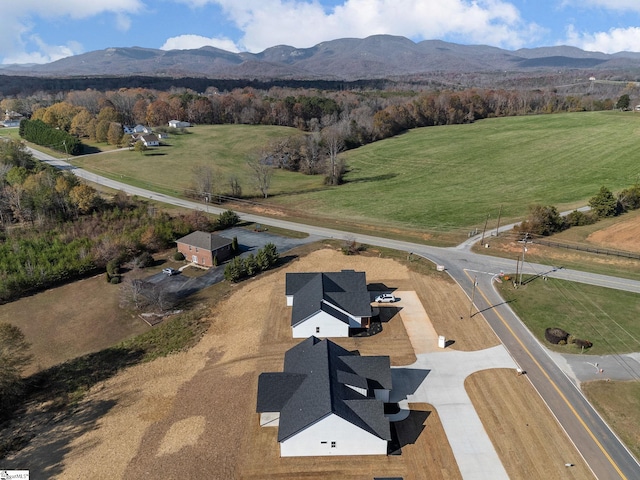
[
  {"left": 256, "top": 336, "right": 391, "bottom": 443},
  {"left": 176, "top": 231, "right": 232, "bottom": 251},
  {"left": 286, "top": 271, "right": 372, "bottom": 326}
]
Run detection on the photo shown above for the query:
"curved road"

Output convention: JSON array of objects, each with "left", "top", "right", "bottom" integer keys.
[{"left": 32, "top": 147, "right": 640, "bottom": 479}]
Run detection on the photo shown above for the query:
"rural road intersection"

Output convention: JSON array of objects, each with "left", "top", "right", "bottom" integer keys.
[{"left": 29, "top": 146, "right": 640, "bottom": 479}]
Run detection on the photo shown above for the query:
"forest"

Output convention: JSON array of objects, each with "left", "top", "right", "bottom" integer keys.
[{"left": 0, "top": 140, "right": 219, "bottom": 303}]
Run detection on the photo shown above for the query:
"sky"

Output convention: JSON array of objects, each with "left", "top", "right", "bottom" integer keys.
[{"left": 3, "top": 0, "right": 640, "bottom": 65}]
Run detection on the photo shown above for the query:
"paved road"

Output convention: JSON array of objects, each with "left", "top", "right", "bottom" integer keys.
[{"left": 30, "top": 147, "right": 640, "bottom": 479}]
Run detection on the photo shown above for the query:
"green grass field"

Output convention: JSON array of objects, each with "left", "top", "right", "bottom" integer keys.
[
  {"left": 52, "top": 111, "right": 640, "bottom": 241},
  {"left": 72, "top": 124, "right": 322, "bottom": 198},
  {"left": 496, "top": 277, "right": 640, "bottom": 355}
]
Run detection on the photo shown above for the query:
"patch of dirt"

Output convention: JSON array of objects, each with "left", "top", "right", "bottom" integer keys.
[
  {"left": 4, "top": 245, "right": 591, "bottom": 479},
  {"left": 587, "top": 216, "right": 640, "bottom": 253}
]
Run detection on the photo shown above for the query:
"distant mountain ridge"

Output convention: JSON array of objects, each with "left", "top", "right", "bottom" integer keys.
[{"left": 2, "top": 35, "right": 640, "bottom": 80}]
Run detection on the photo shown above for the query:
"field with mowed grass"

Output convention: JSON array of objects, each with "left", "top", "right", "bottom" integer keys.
[
  {"left": 496, "top": 276, "right": 640, "bottom": 355},
  {"left": 72, "top": 124, "right": 322, "bottom": 198},
  {"left": 72, "top": 112, "right": 640, "bottom": 241}
]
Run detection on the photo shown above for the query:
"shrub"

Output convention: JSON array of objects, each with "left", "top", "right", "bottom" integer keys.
[
  {"left": 216, "top": 210, "right": 240, "bottom": 230},
  {"left": 574, "top": 338, "right": 593, "bottom": 349},
  {"left": 545, "top": 327, "right": 569, "bottom": 344},
  {"left": 132, "top": 251, "right": 154, "bottom": 269},
  {"left": 173, "top": 251, "right": 185, "bottom": 261},
  {"left": 110, "top": 276, "right": 121, "bottom": 284}
]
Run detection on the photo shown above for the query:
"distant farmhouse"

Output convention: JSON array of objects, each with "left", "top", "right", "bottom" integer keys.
[
  {"left": 256, "top": 336, "right": 392, "bottom": 457},
  {"left": 168, "top": 119, "right": 191, "bottom": 128},
  {"left": 285, "top": 270, "right": 373, "bottom": 338},
  {"left": 176, "top": 231, "right": 232, "bottom": 267},
  {"left": 1, "top": 110, "right": 24, "bottom": 127}
]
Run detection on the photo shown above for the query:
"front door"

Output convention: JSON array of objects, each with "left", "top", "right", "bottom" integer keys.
[{"left": 192, "top": 255, "right": 198, "bottom": 263}]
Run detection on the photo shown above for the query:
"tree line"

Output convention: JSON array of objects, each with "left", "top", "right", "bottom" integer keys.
[{"left": 517, "top": 184, "right": 640, "bottom": 237}]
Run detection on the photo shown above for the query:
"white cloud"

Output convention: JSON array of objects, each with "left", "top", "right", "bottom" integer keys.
[
  {"left": 566, "top": 25, "right": 640, "bottom": 53},
  {"left": 161, "top": 34, "right": 241, "bottom": 52},
  {"left": 562, "top": 0, "right": 640, "bottom": 14},
  {"left": 0, "top": 0, "right": 144, "bottom": 64},
  {"left": 178, "top": 0, "right": 542, "bottom": 52}
]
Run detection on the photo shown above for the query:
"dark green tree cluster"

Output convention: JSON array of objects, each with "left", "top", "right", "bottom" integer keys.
[
  {"left": 224, "top": 242, "right": 278, "bottom": 282},
  {"left": 517, "top": 183, "right": 640, "bottom": 237},
  {"left": 215, "top": 209, "right": 240, "bottom": 230},
  {"left": 19, "top": 119, "right": 81, "bottom": 155}
]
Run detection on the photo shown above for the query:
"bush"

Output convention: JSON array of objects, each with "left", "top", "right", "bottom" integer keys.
[
  {"left": 132, "top": 251, "right": 154, "bottom": 268},
  {"left": 173, "top": 251, "right": 185, "bottom": 261},
  {"left": 565, "top": 210, "right": 597, "bottom": 227},
  {"left": 110, "top": 276, "right": 121, "bottom": 284},
  {"left": 545, "top": 327, "right": 569, "bottom": 344},
  {"left": 216, "top": 210, "right": 240, "bottom": 230},
  {"left": 574, "top": 338, "right": 593, "bottom": 349}
]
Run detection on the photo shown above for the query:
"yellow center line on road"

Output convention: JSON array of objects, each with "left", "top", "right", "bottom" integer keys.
[{"left": 464, "top": 270, "right": 627, "bottom": 480}]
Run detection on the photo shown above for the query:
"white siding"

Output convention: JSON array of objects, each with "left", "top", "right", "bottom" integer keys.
[
  {"left": 286, "top": 295, "right": 294, "bottom": 307},
  {"left": 280, "top": 414, "right": 387, "bottom": 457},
  {"left": 292, "top": 311, "right": 349, "bottom": 338}
]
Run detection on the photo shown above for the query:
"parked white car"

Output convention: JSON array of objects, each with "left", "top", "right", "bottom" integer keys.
[
  {"left": 162, "top": 267, "right": 178, "bottom": 276},
  {"left": 375, "top": 293, "right": 396, "bottom": 303}
]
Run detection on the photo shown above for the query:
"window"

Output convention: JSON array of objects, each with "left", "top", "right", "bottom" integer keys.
[
  {"left": 315, "top": 327, "right": 320, "bottom": 334},
  {"left": 188, "top": 246, "right": 192, "bottom": 251},
  {"left": 320, "top": 441, "right": 327, "bottom": 444},
  {"left": 331, "top": 441, "right": 336, "bottom": 448}
]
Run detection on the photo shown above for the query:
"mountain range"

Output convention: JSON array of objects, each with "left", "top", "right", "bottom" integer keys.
[{"left": 3, "top": 35, "right": 640, "bottom": 80}]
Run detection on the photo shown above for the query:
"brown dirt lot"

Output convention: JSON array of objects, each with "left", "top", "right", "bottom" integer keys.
[
  {"left": 6, "top": 246, "right": 590, "bottom": 479},
  {"left": 587, "top": 212, "right": 640, "bottom": 253},
  {"left": 0, "top": 274, "right": 147, "bottom": 375}
]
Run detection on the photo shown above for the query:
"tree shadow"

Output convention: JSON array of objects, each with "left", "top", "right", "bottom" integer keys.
[
  {"left": 343, "top": 173, "right": 398, "bottom": 184},
  {"left": 1, "top": 347, "right": 144, "bottom": 466},
  {"left": 6, "top": 398, "right": 117, "bottom": 478}
]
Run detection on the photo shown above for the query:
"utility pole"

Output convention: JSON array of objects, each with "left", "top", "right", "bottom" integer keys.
[
  {"left": 495, "top": 204, "right": 503, "bottom": 237},
  {"left": 480, "top": 214, "right": 490, "bottom": 246},
  {"left": 519, "top": 241, "right": 527, "bottom": 286},
  {"left": 514, "top": 256, "right": 519, "bottom": 288},
  {"left": 469, "top": 276, "right": 478, "bottom": 318}
]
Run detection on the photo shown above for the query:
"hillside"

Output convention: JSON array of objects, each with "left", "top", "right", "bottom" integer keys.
[{"left": 2, "top": 35, "right": 640, "bottom": 80}]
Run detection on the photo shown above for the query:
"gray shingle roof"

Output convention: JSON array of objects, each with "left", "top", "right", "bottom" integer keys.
[
  {"left": 256, "top": 337, "right": 391, "bottom": 443},
  {"left": 176, "top": 231, "right": 232, "bottom": 251},
  {"left": 286, "top": 271, "right": 372, "bottom": 327}
]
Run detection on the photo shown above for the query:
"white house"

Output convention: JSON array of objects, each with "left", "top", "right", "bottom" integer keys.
[
  {"left": 168, "top": 119, "right": 191, "bottom": 128},
  {"left": 139, "top": 134, "right": 159, "bottom": 147},
  {"left": 256, "top": 336, "right": 392, "bottom": 457},
  {"left": 132, "top": 124, "right": 153, "bottom": 134},
  {"left": 1, "top": 110, "right": 23, "bottom": 127},
  {"left": 286, "top": 270, "right": 372, "bottom": 338}
]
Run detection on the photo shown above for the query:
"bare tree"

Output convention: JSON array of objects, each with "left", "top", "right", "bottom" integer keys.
[
  {"left": 191, "top": 164, "right": 217, "bottom": 201},
  {"left": 300, "top": 132, "right": 321, "bottom": 174},
  {"left": 228, "top": 174, "right": 242, "bottom": 197},
  {"left": 322, "top": 126, "right": 345, "bottom": 185},
  {"left": 120, "top": 277, "right": 147, "bottom": 310},
  {"left": 247, "top": 155, "right": 273, "bottom": 198}
]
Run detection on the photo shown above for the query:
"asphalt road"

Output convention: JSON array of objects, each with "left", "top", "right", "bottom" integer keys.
[{"left": 30, "top": 147, "right": 640, "bottom": 479}]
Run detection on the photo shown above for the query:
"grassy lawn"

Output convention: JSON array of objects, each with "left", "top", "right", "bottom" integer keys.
[
  {"left": 72, "top": 124, "right": 322, "bottom": 198},
  {"left": 68, "top": 112, "right": 640, "bottom": 244},
  {"left": 269, "top": 111, "right": 640, "bottom": 236},
  {"left": 496, "top": 276, "right": 640, "bottom": 355},
  {"left": 583, "top": 380, "right": 640, "bottom": 460}
]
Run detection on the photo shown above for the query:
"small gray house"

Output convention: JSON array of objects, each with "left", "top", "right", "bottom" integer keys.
[
  {"left": 256, "top": 336, "right": 392, "bottom": 457},
  {"left": 285, "top": 270, "right": 372, "bottom": 338}
]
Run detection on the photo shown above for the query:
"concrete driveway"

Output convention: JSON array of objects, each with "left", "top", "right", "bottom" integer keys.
[{"left": 390, "top": 291, "right": 517, "bottom": 480}]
